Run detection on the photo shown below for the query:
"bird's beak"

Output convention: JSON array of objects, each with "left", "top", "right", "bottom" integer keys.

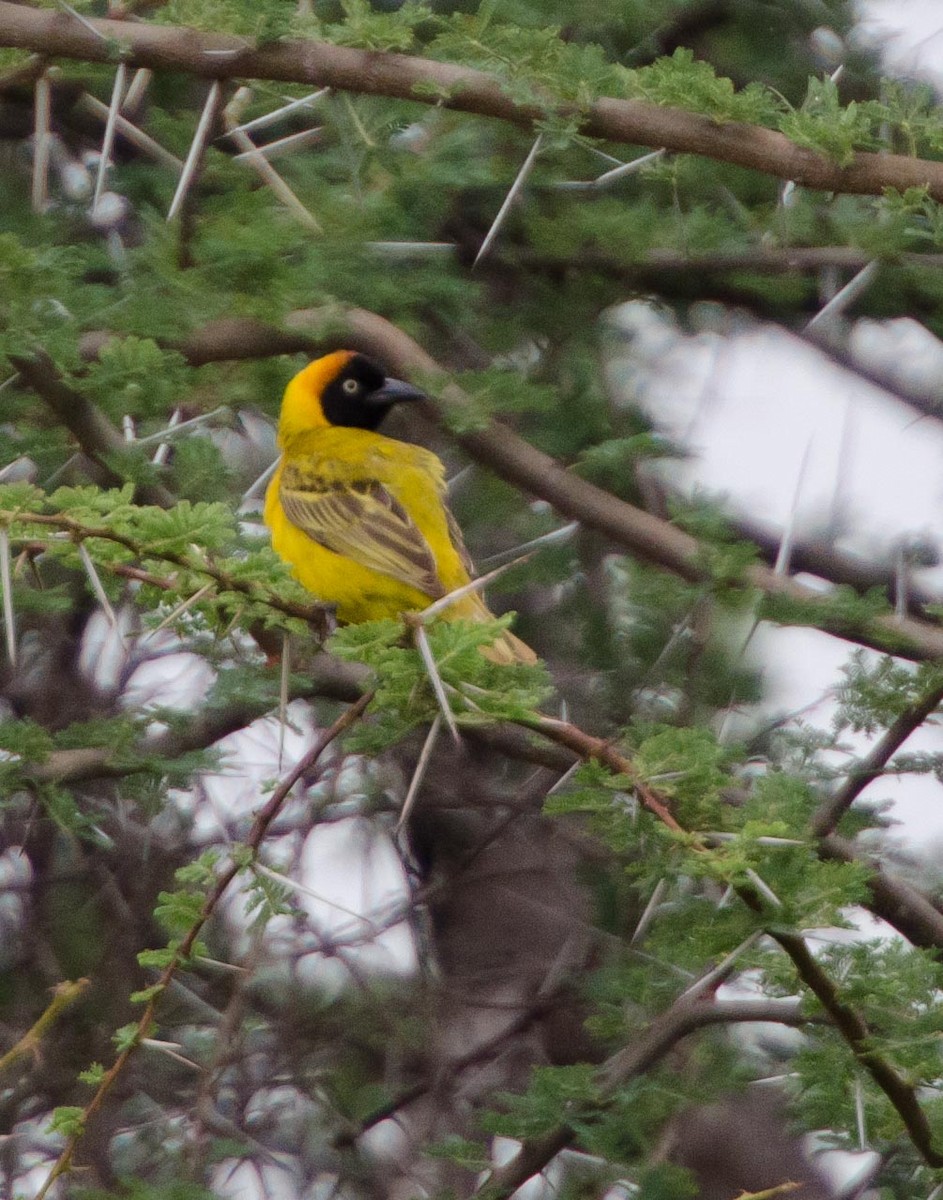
[{"left": 369, "top": 377, "right": 427, "bottom": 407}]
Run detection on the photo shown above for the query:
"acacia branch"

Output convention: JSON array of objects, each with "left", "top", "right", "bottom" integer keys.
[
  {"left": 771, "top": 930, "right": 943, "bottom": 1167},
  {"left": 818, "top": 833, "right": 943, "bottom": 952},
  {"left": 478, "top": 998, "right": 817, "bottom": 1200},
  {"left": 32, "top": 691, "right": 372, "bottom": 1200},
  {"left": 510, "top": 710, "right": 943, "bottom": 1177},
  {"left": 161, "top": 309, "right": 943, "bottom": 628},
  {"left": 811, "top": 676, "right": 943, "bottom": 837},
  {"left": 4, "top": 3, "right": 943, "bottom": 200},
  {"left": 4, "top": 513, "right": 329, "bottom": 631}
]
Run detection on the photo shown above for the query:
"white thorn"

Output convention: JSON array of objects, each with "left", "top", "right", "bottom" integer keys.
[
  {"left": 630, "top": 878, "right": 668, "bottom": 945},
  {"left": 140, "top": 582, "right": 214, "bottom": 644},
  {"left": 473, "top": 134, "right": 543, "bottom": 266},
  {"left": 232, "top": 125, "right": 324, "bottom": 162},
  {"left": 478, "top": 522, "right": 578, "bottom": 568},
  {"left": 80, "top": 93, "right": 183, "bottom": 175},
  {"left": 413, "top": 623, "right": 460, "bottom": 743},
  {"left": 56, "top": 0, "right": 109, "bottom": 41},
  {"left": 774, "top": 436, "right": 813, "bottom": 576},
  {"left": 241, "top": 458, "right": 279, "bottom": 503},
  {"left": 31, "top": 73, "right": 51, "bottom": 213},
  {"left": 78, "top": 542, "right": 118, "bottom": 629},
  {"left": 397, "top": 714, "right": 442, "bottom": 831},
  {"left": 92, "top": 63, "right": 128, "bottom": 219},
  {"left": 0, "top": 529, "right": 16, "bottom": 668},
  {"left": 678, "top": 930, "right": 764, "bottom": 1001},
  {"left": 136, "top": 405, "right": 229, "bottom": 448},
  {"left": 806, "top": 260, "right": 879, "bottom": 331},
  {"left": 121, "top": 68, "right": 152, "bottom": 114},
  {"left": 151, "top": 408, "right": 181, "bottom": 465},
  {"left": 418, "top": 554, "right": 532, "bottom": 623},
  {"left": 168, "top": 81, "right": 221, "bottom": 221},
  {"left": 556, "top": 147, "right": 666, "bottom": 190},
  {"left": 278, "top": 631, "right": 290, "bottom": 772},
  {"left": 854, "top": 1075, "right": 868, "bottom": 1150},
  {"left": 224, "top": 88, "right": 330, "bottom": 138}
]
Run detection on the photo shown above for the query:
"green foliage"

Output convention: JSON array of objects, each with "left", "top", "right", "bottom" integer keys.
[
  {"left": 78, "top": 338, "right": 191, "bottom": 423},
  {"left": 330, "top": 617, "right": 551, "bottom": 750},
  {"left": 48, "top": 1106, "right": 86, "bottom": 1138},
  {"left": 780, "top": 76, "right": 885, "bottom": 166},
  {"left": 325, "top": 0, "right": 432, "bottom": 51},
  {"left": 480, "top": 1063, "right": 598, "bottom": 1139},
  {"left": 243, "top": 862, "right": 298, "bottom": 925},
  {"left": 424, "top": 1136, "right": 491, "bottom": 1170},
  {"left": 430, "top": 12, "right": 623, "bottom": 116},
  {"left": 624, "top": 48, "right": 784, "bottom": 125},
  {"left": 834, "top": 653, "right": 943, "bottom": 734}
]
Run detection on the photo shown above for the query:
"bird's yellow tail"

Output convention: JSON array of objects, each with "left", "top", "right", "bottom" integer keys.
[
  {"left": 450, "top": 592, "right": 537, "bottom": 665},
  {"left": 480, "top": 628, "right": 538, "bottom": 665}
]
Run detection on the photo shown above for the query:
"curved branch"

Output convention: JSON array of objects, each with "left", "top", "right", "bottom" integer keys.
[
  {"left": 3, "top": 3, "right": 943, "bottom": 199},
  {"left": 811, "top": 677, "right": 943, "bottom": 837}
]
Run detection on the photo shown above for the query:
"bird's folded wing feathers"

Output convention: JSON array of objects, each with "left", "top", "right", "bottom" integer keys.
[{"left": 279, "top": 465, "right": 447, "bottom": 600}]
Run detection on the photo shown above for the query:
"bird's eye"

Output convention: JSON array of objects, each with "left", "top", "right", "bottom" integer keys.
[{"left": 342, "top": 378, "right": 360, "bottom": 395}]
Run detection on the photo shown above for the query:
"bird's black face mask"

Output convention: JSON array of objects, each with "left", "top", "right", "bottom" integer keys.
[{"left": 321, "top": 354, "right": 427, "bottom": 431}]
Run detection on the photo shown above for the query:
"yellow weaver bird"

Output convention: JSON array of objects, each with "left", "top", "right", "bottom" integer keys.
[{"left": 264, "top": 350, "right": 536, "bottom": 665}]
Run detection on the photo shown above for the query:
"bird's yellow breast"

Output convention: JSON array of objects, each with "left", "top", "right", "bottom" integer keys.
[{"left": 265, "top": 426, "right": 471, "bottom": 623}]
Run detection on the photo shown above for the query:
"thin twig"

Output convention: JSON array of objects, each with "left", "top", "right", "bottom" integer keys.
[
  {"left": 0, "top": 978, "right": 90, "bottom": 1079},
  {"left": 811, "top": 675, "right": 943, "bottom": 837}
]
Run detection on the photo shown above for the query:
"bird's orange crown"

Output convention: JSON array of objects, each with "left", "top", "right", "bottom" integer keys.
[{"left": 277, "top": 350, "right": 357, "bottom": 446}]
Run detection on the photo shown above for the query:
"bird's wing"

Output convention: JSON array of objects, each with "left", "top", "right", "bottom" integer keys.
[
  {"left": 445, "top": 507, "right": 476, "bottom": 579},
  {"left": 279, "top": 462, "right": 446, "bottom": 600}
]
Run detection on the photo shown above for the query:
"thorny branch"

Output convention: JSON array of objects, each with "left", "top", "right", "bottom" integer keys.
[
  {"left": 476, "top": 998, "right": 822, "bottom": 1200},
  {"left": 474, "top": 714, "right": 943, "bottom": 1191},
  {"left": 31, "top": 690, "right": 373, "bottom": 1200},
  {"left": 1, "top": 510, "right": 329, "bottom": 631},
  {"left": 811, "top": 674, "right": 943, "bottom": 837},
  {"left": 4, "top": 3, "right": 943, "bottom": 200}
]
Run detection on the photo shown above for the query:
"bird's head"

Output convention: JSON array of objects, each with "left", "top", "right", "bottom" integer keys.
[{"left": 278, "top": 350, "right": 427, "bottom": 445}]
